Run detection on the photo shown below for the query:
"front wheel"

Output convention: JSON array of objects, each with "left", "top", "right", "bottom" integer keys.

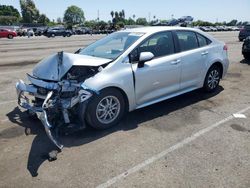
[
  {"left": 8, "top": 34, "right": 13, "bottom": 39},
  {"left": 203, "top": 65, "right": 221, "bottom": 92},
  {"left": 84, "top": 88, "right": 126, "bottom": 129}
]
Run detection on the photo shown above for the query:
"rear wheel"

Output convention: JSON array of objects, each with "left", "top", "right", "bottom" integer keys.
[
  {"left": 84, "top": 88, "right": 126, "bottom": 129},
  {"left": 203, "top": 65, "right": 221, "bottom": 92}
]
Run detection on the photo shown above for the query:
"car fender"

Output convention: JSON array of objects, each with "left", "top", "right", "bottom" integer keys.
[
  {"left": 200, "top": 56, "right": 225, "bottom": 87},
  {"left": 83, "top": 61, "right": 136, "bottom": 111}
]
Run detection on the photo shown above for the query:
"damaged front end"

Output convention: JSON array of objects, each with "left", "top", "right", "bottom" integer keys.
[{"left": 16, "top": 52, "right": 108, "bottom": 149}]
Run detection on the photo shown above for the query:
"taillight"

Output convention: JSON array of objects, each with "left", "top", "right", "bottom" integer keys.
[{"left": 223, "top": 44, "right": 228, "bottom": 51}]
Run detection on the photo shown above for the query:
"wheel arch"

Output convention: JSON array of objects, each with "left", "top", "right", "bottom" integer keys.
[
  {"left": 207, "top": 61, "right": 224, "bottom": 78},
  {"left": 98, "top": 86, "right": 130, "bottom": 112},
  {"left": 202, "top": 61, "right": 223, "bottom": 88},
  {"left": 208, "top": 61, "right": 224, "bottom": 78}
]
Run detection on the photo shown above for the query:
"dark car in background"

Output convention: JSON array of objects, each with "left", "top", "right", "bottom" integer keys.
[
  {"left": 242, "top": 36, "right": 250, "bottom": 60},
  {"left": 0, "top": 28, "right": 17, "bottom": 39},
  {"left": 74, "top": 27, "right": 91, "bottom": 35},
  {"left": 34, "top": 27, "right": 48, "bottom": 36},
  {"left": 239, "top": 24, "right": 250, "bottom": 41},
  {"left": 45, "top": 27, "right": 73, "bottom": 38}
]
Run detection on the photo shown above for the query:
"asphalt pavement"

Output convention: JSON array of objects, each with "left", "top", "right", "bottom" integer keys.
[{"left": 0, "top": 32, "right": 250, "bottom": 188}]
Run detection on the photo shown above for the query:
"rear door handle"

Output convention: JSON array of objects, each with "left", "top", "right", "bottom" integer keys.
[
  {"left": 201, "top": 51, "right": 209, "bottom": 56},
  {"left": 171, "top": 59, "right": 181, "bottom": 65}
]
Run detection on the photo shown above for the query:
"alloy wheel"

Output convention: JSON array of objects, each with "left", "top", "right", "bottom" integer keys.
[
  {"left": 207, "top": 70, "right": 220, "bottom": 90},
  {"left": 96, "top": 96, "right": 121, "bottom": 124}
]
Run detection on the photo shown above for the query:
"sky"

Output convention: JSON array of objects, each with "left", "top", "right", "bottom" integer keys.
[{"left": 0, "top": 0, "right": 249, "bottom": 23}]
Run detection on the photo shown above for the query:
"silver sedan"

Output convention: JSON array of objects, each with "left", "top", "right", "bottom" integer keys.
[{"left": 16, "top": 27, "right": 229, "bottom": 149}]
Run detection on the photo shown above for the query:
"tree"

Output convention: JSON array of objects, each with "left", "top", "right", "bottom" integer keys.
[
  {"left": 132, "top": 14, "right": 136, "bottom": 20},
  {"left": 114, "top": 11, "right": 119, "bottom": 19},
  {"left": 136, "top": 17, "right": 148, "bottom": 25},
  {"left": 227, "top": 19, "right": 238, "bottom": 26},
  {"left": 116, "top": 21, "right": 124, "bottom": 28},
  {"left": 20, "top": 0, "right": 40, "bottom": 23},
  {"left": 110, "top": 11, "right": 114, "bottom": 19},
  {"left": 111, "top": 10, "right": 126, "bottom": 28},
  {"left": 119, "top": 11, "right": 123, "bottom": 19},
  {"left": 0, "top": 5, "right": 20, "bottom": 24},
  {"left": 97, "top": 20, "right": 107, "bottom": 30},
  {"left": 0, "top": 5, "right": 20, "bottom": 18},
  {"left": 57, "top": 17, "right": 62, "bottom": 24},
  {"left": 121, "top": 10, "right": 125, "bottom": 19},
  {"left": 125, "top": 18, "right": 135, "bottom": 25},
  {"left": 63, "top": 5, "right": 85, "bottom": 26},
  {"left": 37, "top": 13, "right": 50, "bottom": 25},
  {"left": 84, "top": 20, "right": 97, "bottom": 28},
  {"left": 192, "top": 20, "right": 214, "bottom": 26}
]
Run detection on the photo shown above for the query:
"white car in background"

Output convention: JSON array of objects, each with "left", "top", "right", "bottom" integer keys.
[{"left": 16, "top": 27, "right": 229, "bottom": 149}]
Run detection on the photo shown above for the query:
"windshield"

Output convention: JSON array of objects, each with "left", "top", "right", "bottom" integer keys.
[{"left": 79, "top": 32, "right": 144, "bottom": 60}]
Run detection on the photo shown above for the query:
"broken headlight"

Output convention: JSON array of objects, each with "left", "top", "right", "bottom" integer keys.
[{"left": 65, "top": 66, "right": 99, "bottom": 82}]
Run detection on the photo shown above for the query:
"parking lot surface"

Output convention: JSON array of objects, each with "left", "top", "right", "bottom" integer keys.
[{"left": 0, "top": 32, "right": 250, "bottom": 188}]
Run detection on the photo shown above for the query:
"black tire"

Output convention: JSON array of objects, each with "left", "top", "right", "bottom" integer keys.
[
  {"left": 84, "top": 88, "right": 126, "bottom": 130},
  {"left": 8, "top": 34, "right": 13, "bottom": 39},
  {"left": 203, "top": 65, "right": 221, "bottom": 92},
  {"left": 67, "top": 33, "right": 71, "bottom": 37},
  {"left": 243, "top": 53, "right": 250, "bottom": 60}
]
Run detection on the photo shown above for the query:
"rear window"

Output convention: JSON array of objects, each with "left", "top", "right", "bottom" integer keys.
[{"left": 196, "top": 33, "right": 212, "bottom": 47}]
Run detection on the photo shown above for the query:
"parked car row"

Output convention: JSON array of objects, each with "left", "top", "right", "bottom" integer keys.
[
  {"left": 73, "top": 27, "right": 115, "bottom": 35},
  {"left": 16, "top": 28, "right": 35, "bottom": 37},
  {"left": 197, "top": 26, "right": 240, "bottom": 32}
]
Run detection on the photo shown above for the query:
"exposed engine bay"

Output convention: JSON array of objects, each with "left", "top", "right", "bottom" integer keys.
[{"left": 16, "top": 51, "right": 111, "bottom": 151}]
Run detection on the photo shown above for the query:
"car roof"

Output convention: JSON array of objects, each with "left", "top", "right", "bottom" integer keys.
[{"left": 121, "top": 26, "right": 200, "bottom": 34}]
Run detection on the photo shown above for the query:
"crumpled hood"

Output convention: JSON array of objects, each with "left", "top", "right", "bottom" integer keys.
[{"left": 32, "top": 52, "right": 111, "bottom": 81}]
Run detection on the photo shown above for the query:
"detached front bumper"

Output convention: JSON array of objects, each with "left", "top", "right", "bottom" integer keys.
[
  {"left": 16, "top": 78, "right": 96, "bottom": 150},
  {"left": 16, "top": 80, "right": 43, "bottom": 113},
  {"left": 16, "top": 80, "right": 63, "bottom": 149}
]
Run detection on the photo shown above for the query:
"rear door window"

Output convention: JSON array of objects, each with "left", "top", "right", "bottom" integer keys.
[
  {"left": 196, "top": 33, "right": 211, "bottom": 47},
  {"left": 176, "top": 31, "right": 199, "bottom": 51}
]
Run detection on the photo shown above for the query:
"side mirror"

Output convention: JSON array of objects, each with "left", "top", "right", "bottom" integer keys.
[{"left": 138, "top": 52, "right": 154, "bottom": 68}]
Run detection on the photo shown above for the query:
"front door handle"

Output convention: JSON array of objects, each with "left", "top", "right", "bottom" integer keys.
[
  {"left": 171, "top": 59, "right": 181, "bottom": 65},
  {"left": 201, "top": 51, "right": 209, "bottom": 56}
]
